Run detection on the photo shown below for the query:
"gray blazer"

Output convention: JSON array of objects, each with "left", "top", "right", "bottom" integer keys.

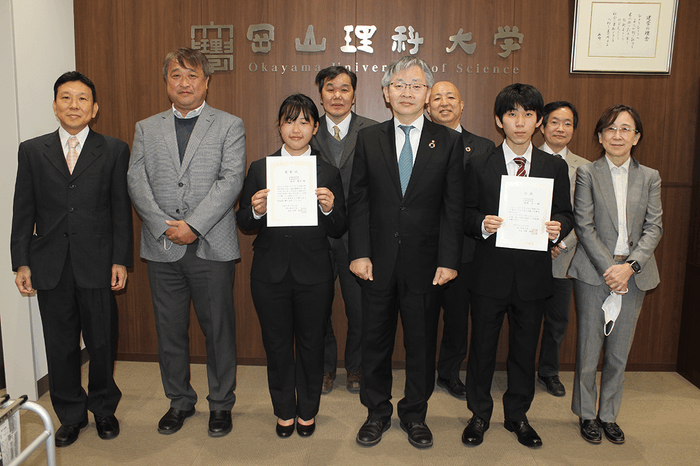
[
  {"left": 311, "top": 112, "right": 378, "bottom": 203},
  {"left": 128, "top": 103, "right": 246, "bottom": 262},
  {"left": 567, "top": 156, "right": 662, "bottom": 291},
  {"left": 538, "top": 145, "right": 590, "bottom": 278},
  {"left": 311, "top": 112, "right": 377, "bottom": 252}
]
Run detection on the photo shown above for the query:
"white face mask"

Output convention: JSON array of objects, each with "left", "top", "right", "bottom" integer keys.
[{"left": 601, "top": 290, "right": 627, "bottom": 336}]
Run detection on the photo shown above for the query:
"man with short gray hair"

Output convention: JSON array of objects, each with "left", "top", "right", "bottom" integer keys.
[
  {"left": 128, "top": 47, "right": 246, "bottom": 438},
  {"left": 348, "top": 56, "right": 464, "bottom": 449}
]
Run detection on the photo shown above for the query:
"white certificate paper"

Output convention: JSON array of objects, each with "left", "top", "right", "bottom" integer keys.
[
  {"left": 495, "top": 175, "right": 554, "bottom": 251},
  {"left": 266, "top": 156, "right": 318, "bottom": 227}
]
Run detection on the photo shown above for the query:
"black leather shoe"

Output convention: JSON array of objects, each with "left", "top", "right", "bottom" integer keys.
[
  {"left": 579, "top": 418, "right": 602, "bottom": 444},
  {"left": 400, "top": 421, "right": 433, "bottom": 448},
  {"left": 55, "top": 419, "right": 88, "bottom": 447},
  {"left": 297, "top": 420, "right": 315, "bottom": 437},
  {"left": 461, "top": 415, "right": 489, "bottom": 446},
  {"left": 95, "top": 415, "right": 120, "bottom": 440},
  {"left": 208, "top": 410, "right": 232, "bottom": 437},
  {"left": 157, "top": 407, "right": 196, "bottom": 434},
  {"left": 55, "top": 419, "right": 87, "bottom": 447},
  {"left": 276, "top": 420, "right": 295, "bottom": 438},
  {"left": 436, "top": 377, "right": 467, "bottom": 399},
  {"left": 597, "top": 418, "right": 625, "bottom": 444},
  {"left": 504, "top": 419, "right": 543, "bottom": 447},
  {"left": 356, "top": 419, "right": 390, "bottom": 446},
  {"left": 538, "top": 374, "right": 566, "bottom": 397}
]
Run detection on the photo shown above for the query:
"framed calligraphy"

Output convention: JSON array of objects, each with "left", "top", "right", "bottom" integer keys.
[{"left": 571, "top": 0, "right": 678, "bottom": 74}]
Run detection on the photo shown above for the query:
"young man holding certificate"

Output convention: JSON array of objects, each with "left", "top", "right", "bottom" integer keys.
[{"left": 461, "top": 83, "right": 573, "bottom": 448}]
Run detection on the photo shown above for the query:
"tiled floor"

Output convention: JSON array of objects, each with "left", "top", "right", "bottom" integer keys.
[{"left": 11, "top": 362, "right": 700, "bottom": 465}]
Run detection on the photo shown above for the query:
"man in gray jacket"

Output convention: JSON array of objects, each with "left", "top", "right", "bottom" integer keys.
[
  {"left": 537, "top": 101, "right": 589, "bottom": 397},
  {"left": 127, "top": 48, "right": 246, "bottom": 438}
]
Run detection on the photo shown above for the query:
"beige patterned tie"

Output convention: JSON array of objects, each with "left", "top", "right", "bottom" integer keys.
[
  {"left": 333, "top": 125, "right": 341, "bottom": 141},
  {"left": 67, "top": 136, "right": 79, "bottom": 174}
]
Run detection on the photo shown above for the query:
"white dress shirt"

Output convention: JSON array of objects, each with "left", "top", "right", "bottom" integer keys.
[
  {"left": 393, "top": 115, "right": 424, "bottom": 164},
  {"left": 58, "top": 125, "right": 90, "bottom": 158},
  {"left": 325, "top": 113, "right": 352, "bottom": 140},
  {"left": 605, "top": 155, "right": 631, "bottom": 256}
]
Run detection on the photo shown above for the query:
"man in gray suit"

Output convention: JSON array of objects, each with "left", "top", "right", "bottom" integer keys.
[
  {"left": 537, "top": 101, "right": 589, "bottom": 397},
  {"left": 568, "top": 105, "right": 662, "bottom": 444},
  {"left": 310, "top": 66, "right": 377, "bottom": 394},
  {"left": 127, "top": 48, "right": 246, "bottom": 438}
]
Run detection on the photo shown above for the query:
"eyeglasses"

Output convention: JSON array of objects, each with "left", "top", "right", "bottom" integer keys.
[
  {"left": 547, "top": 120, "right": 573, "bottom": 128},
  {"left": 603, "top": 125, "right": 638, "bottom": 136},
  {"left": 390, "top": 82, "right": 428, "bottom": 93}
]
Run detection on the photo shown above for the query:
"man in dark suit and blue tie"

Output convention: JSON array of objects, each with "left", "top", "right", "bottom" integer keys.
[
  {"left": 461, "top": 84, "right": 573, "bottom": 448},
  {"left": 310, "top": 66, "right": 377, "bottom": 395},
  {"left": 11, "top": 71, "right": 132, "bottom": 447},
  {"left": 426, "top": 80, "right": 495, "bottom": 400},
  {"left": 348, "top": 56, "right": 464, "bottom": 449}
]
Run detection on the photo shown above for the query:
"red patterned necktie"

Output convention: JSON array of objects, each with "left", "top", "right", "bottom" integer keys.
[{"left": 514, "top": 156, "right": 527, "bottom": 177}]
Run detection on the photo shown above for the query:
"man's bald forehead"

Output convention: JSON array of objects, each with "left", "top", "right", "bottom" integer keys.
[{"left": 430, "top": 81, "right": 462, "bottom": 100}]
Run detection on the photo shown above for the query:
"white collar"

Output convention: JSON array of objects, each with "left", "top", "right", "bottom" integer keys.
[
  {"left": 541, "top": 142, "right": 568, "bottom": 159},
  {"left": 58, "top": 125, "right": 90, "bottom": 153},
  {"left": 281, "top": 144, "right": 312, "bottom": 157},
  {"left": 502, "top": 140, "right": 533, "bottom": 164},
  {"left": 172, "top": 101, "right": 206, "bottom": 119},
  {"left": 393, "top": 115, "right": 425, "bottom": 132},
  {"left": 605, "top": 155, "right": 631, "bottom": 172},
  {"left": 325, "top": 113, "right": 352, "bottom": 139}
]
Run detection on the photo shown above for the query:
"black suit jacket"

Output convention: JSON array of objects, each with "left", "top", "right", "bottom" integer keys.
[
  {"left": 348, "top": 117, "right": 464, "bottom": 294},
  {"left": 459, "top": 127, "right": 496, "bottom": 263},
  {"left": 236, "top": 150, "right": 347, "bottom": 285},
  {"left": 464, "top": 144, "right": 573, "bottom": 301},
  {"left": 10, "top": 129, "right": 133, "bottom": 290}
]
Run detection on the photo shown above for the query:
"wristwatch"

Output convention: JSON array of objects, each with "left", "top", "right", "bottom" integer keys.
[{"left": 626, "top": 260, "right": 641, "bottom": 274}]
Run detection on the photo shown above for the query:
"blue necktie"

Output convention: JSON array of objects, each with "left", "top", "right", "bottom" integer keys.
[{"left": 398, "top": 125, "right": 414, "bottom": 195}]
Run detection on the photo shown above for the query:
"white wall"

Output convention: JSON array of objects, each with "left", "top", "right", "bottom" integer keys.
[{"left": 1, "top": 0, "right": 76, "bottom": 400}]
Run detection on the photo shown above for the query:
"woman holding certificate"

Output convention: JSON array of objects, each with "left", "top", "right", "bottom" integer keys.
[
  {"left": 236, "top": 94, "right": 346, "bottom": 438},
  {"left": 568, "top": 105, "right": 662, "bottom": 445}
]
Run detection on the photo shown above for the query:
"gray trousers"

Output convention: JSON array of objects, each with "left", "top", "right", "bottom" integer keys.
[
  {"left": 147, "top": 242, "right": 237, "bottom": 411},
  {"left": 571, "top": 275, "right": 645, "bottom": 422}
]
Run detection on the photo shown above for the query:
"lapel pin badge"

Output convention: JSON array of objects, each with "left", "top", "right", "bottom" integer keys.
[
  {"left": 465, "top": 147, "right": 472, "bottom": 152},
  {"left": 429, "top": 140, "right": 436, "bottom": 148}
]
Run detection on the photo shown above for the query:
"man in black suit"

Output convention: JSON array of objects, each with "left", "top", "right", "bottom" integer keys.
[
  {"left": 426, "top": 81, "right": 495, "bottom": 400},
  {"left": 11, "top": 71, "right": 132, "bottom": 447},
  {"left": 310, "top": 66, "right": 377, "bottom": 394},
  {"left": 461, "top": 84, "right": 572, "bottom": 448},
  {"left": 348, "top": 56, "right": 464, "bottom": 449}
]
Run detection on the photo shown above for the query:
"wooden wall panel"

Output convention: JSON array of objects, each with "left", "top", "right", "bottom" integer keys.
[{"left": 72, "top": 0, "right": 698, "bottom": 372}]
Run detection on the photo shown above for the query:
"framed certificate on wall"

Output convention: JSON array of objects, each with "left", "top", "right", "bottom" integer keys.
[{"left": 571, "top": 0, "right": 679, "bottom": 74}]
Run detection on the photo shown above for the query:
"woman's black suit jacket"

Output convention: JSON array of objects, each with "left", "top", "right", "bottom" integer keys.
[{"left": 236, "top": 149, "right": 347, "bottom": 284}]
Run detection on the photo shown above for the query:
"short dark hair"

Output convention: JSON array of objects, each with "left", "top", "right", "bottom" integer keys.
[
  {"left": 53, "top": 71, "right": 97, "bottom": 102},
  {"left": 278, "top": 93, "right": 320, "bottom": 126},
  {"left": 543, "top": 101, "right": 579, "bottom": 129},
  {"left": 162, "top": 48, "right": 212, "bottom": 81},
  {"left": 594, "top": 104, "right": 644, "bottom": 155},
  {"left": 494, "top": 83, "right": 544, "bottom": 122},
  {"left": 315, "top": 66, "right": 357, "bottom": 94}
]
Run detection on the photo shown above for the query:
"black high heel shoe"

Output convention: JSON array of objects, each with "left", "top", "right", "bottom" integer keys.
[
  {"left": 297, "top": 419, "right": 315, "bottom": 437},
  {"left": 276, "top": 419, "right": 295, "bottom": 438}
]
